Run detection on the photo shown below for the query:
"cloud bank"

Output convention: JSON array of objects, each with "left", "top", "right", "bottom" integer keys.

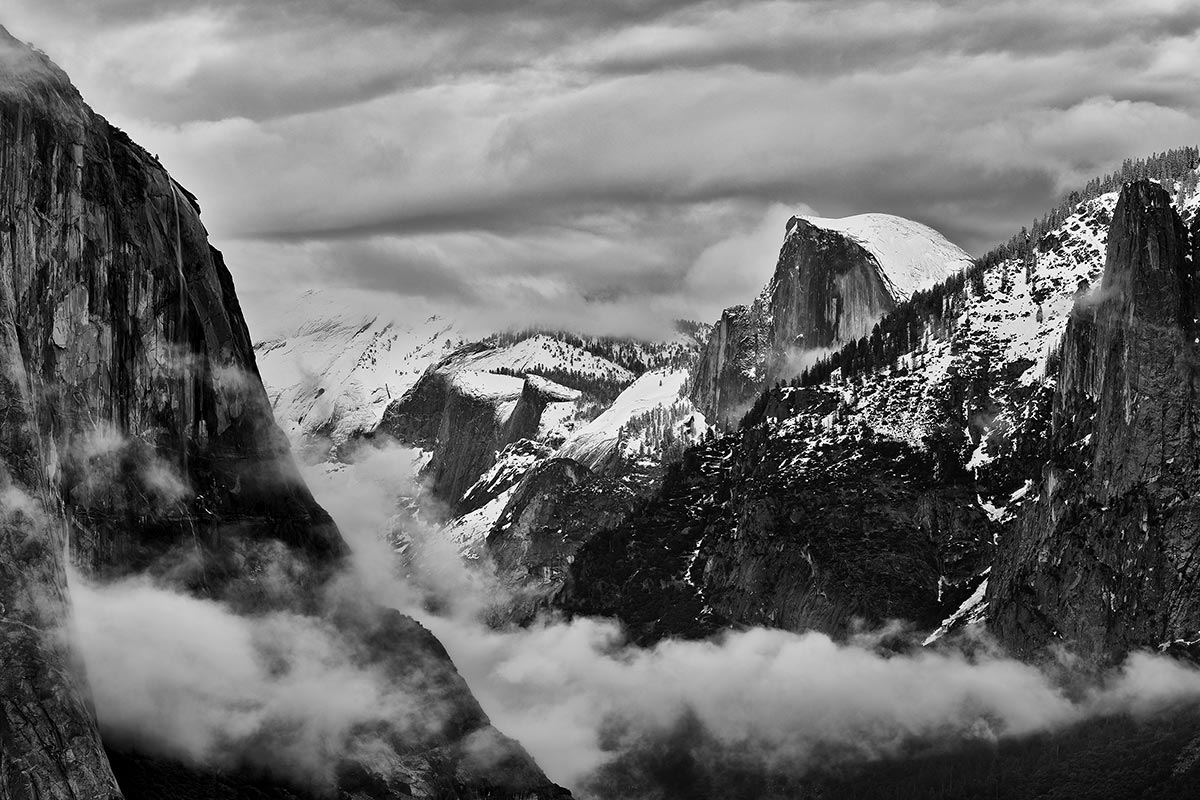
[
  {"left": 65, "top": 440, "right": 1200, "bottom": 798},
  {"left": 72, "top": 574, "right": 429, "bottom": 789}
]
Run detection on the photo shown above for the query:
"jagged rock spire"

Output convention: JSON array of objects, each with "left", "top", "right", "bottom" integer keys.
[{"left": 989, "top": 179, "right": 1200, "bottom": 658}]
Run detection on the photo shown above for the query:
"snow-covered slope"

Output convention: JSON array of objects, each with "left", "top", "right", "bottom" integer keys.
[
  {"left": 841, "top": 191, "right": 1118, "bottom": 452},
  {"left": 445, "top": 488, "right": 515, "bottom": 557},
  {"left": 253, "top": 290, "right": 470, "bottom": 457},
  {"left": 253, "top": 292, "right": 659, "bottom": 459},
  {"left": 449, "top": 369, "right": 527, "bottom": 403},
  {"left": 797, "top": 213, "right": 974, "bottom": 301},
  {"left": 558, "top": 368, "right": 707, "bottom": 471},
  {"left": 461, "top": 334, "right": 635, "bottom": 384}
]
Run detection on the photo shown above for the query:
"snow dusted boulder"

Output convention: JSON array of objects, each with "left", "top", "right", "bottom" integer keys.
[{"left": 691, "top": 212, "right": 972, "bottom": 423}]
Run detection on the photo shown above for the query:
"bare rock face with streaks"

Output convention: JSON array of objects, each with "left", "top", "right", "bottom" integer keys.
[
  {"left": 989, "top": 180, "right": 1200, "bottom": 659},
  {"left": 687, "top": 302, "right": 772, "bottom": 427},
  {"left": 485, "top": 458, "right": 636, "bottom": 619},
  {"left": 689, "top": 215, "right": 970, "bottom": 425},
  {"left": 379, "top": 349, "right": 578, "bottom": 507},
  {"left": 0, "top": 27, "right": 568, "bottom": 800}
]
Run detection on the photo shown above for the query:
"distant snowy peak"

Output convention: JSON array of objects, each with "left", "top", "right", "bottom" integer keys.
[
  {"left": 253, "top": 290, "right": 469, "bottom": 457},
  {"left": 793, "top": 213, "right": 973, "bottom": 301},
  {"left": 252, "top": 289, "right": 666, "bottom": 458},
  {"left": 690, "top": 210, "right": 970, "bottom": 424}
]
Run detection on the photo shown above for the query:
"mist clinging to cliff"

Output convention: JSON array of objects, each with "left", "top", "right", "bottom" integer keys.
[{"left": 67, "top": 441, "right": 1200, "bottom": 799}]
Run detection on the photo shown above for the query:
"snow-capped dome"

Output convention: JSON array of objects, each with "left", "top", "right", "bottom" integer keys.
[{"left": 797, "top": 213, "right": 973, "bottom": 301}]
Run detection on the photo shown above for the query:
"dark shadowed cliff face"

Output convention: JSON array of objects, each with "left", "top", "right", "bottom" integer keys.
[
  {"left": 429, "top": 375, "right": 574, "bottom": 508},
  {"left": 485, "top": 458, "right": 636, "bottom": 620},
  {"left": 768, "top": 218, "right": 897, "bottom": 361},
  {"left": 687, "top": 303, "right": 771, "bottom": 427},
  {"left": 989, "top": 180, "right": 1200, "bottom": 659},
  {"left": 379, "top": 353, "right": 577, "bottom": 507},
  {"left": 0, "top": 28, "right": 568, "bottom": 800},
  {"left": 562, "top": 388, "right": 994, "bottom": 645},
  {"left": 0, "top": 34, "right": 137, "bottom": 800},
  {"left": 689, "top": 217, "right": 897, "bottom": 425},
  {"left": 0, "top": 48, "right": 342, "bottom": 590}
]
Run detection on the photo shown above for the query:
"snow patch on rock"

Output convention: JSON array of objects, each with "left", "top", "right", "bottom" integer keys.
[{"left": 558, "top": 368, "right": 702, "bottom": 470}]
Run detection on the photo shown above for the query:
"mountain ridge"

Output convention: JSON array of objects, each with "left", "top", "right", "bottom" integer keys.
[{"left": 550, "top": 163, "right": 1200, "bottom": 655}]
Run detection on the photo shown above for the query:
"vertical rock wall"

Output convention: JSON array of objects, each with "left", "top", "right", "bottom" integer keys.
[
  {"left": 688, "top": 217, "right": 897, "bottom": 425},
  {"left": 989, "top": 180, "right": 1200, "bottom": 658}
]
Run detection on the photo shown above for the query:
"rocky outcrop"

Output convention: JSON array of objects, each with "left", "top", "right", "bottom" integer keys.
[
  {"left": 689, "top": 215, "right": 969, "bottom": 425},
  {"left": 486, "top": 459, "right": 636, "bottom": 618},
  {"left": 380, "top": 354, "right": 578, "bottom": 506},
  {"left": 459, "top": 438, "right": 554, "bottom": 515},
  {"left": 428, "top": 374, "right": 526, "bottom": 506},
  {"left": 563, "top": 388, "right": 994, "bottom": 644},
  {"left": 767, "top": 217, "right": 898, "bottom": 360},
  {"left": 989, "top": 180, "right": 1200, "bottom": 658},
  {"left": 377, "top": 345, "right": 489, "bottom": 451},
  {"left": 0, "top": 27, "right": 568, "bottom": 800},
  {"left": 1, "top": 493, "right": 121, "bottom": 800},
  {"left": 687, "top": 303, "right": 772, "bottom": 426}
]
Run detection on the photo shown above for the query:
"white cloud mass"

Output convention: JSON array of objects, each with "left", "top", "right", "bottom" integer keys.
[{"left": 67, "top": 442, "right": 1200, "bottom": 798}]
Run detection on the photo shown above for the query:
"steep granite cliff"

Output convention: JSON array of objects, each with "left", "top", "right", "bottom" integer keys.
[
  {"left": 687, "top": 303, "right": 771, "bottom": 426},
  {"left": 989, "top": 180, "right": 1200, "bottom": 658},
  {"left": 380, "top": 350, "right": 579, "bottom": 507},
  {"left": 485, "top": 458, "right": 636, "bottom": 620},
  {"left": 689, "top": 214, "right": 971, "bottom": 424},
  {"left": 0, "top": 27, "right": 567, "bottom": 800}
]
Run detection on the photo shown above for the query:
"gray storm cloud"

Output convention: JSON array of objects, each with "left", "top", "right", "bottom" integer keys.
[{"left": 6, "top": 1, "right": 1200, "bottom": 336}]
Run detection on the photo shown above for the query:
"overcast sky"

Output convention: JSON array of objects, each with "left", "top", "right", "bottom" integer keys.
[{"left": 7, "top": 1, "right": 1200, "bottom": 336}]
